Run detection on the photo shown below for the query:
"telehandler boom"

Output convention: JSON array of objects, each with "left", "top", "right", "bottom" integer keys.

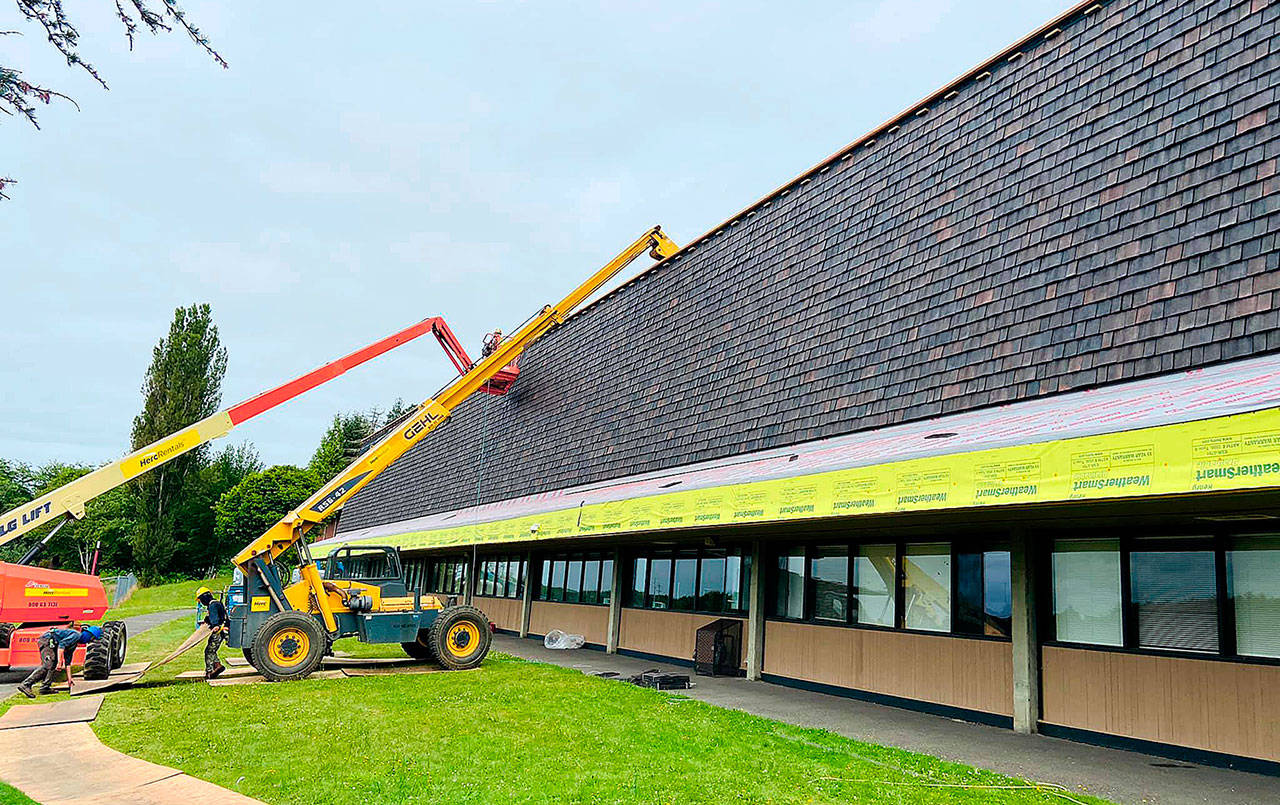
[{"left": 227, "top": 226, "right": 679, "bottom": 680}]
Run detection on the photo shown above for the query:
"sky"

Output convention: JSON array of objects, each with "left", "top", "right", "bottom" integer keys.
[{"left": 2, "top": 0, "right": 1070, "bottom": 469}]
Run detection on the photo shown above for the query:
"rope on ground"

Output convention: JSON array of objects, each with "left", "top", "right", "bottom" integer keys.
[{"left": 814, "top": 777, "right": 1089, "bottom": 805}]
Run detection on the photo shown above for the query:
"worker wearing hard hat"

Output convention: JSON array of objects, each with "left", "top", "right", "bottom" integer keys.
[
  {"left": 16, "top": 622, "right": 94, "bottom": 698},
  {"left": 196, "top": 587, "right": 228, "bottom": 680}
]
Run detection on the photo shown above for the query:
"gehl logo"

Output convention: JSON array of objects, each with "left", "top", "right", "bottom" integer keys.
[
  {"left": 403, "top": 409, "right": 444, "bottom": 441},
  {"left": 0, "top": 501, "right": 52, "bottom": 537}
]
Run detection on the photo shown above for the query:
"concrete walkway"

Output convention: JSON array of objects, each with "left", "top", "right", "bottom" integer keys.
[
  {"left": 493, "top": 635, "right": 1278, "bottom": 805},
  {"left": 1, "top": 610, "right": 187, "bottom": 699},
  {"left": 0, "top": 718, "right": 263, "bottom": 803}
]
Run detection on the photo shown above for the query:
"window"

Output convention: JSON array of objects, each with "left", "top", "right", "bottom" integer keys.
[
  {"left": 672, "top": 552, "right": 698, "bottom": 611},
  {"left": 626, "top": 548, "right": 748, "bottom": 614},
  {"left": 955, "top": 549, "right": 1012, "bottom": 637},
  {"left": 726, "top": 553, "right": 746, "bottom": 611},
  {"left": 810, "top": 545, "right": 849, "bottom": 622},
  {"left": 1130, "top": 541, "right": 1219, "bottom": 653},
  {"left": 854, "top": 544, "right": 895, "bottom": 627},
  {"left": 423, "top": 556, "right": 468, "bottom": 595},
  {"left": 1052, "top": 539, "right": 1122, "bottom": 646},
  {"left": 648, "top": 556, "right": 672, "bottom": 609},
  {"left": 582, "top": 558, "right": 601, "bottom": 605},
  {"left": 903, "top": 543, "right": 950, "bottom": 632},
  {"left": 549, "top": 560, "right": 566, "bottom": 602},
  {"left": 698, "top": 551, "right": 726, "bottom": 612},
  {"left": 473, "top": 555, "right": 525, "bottom": 599},
  {"left": 773, "top": 548, "right": 805, "bottom": 619},
  {"left": 600, "top": 558, "right": 614, "bottom": 606},
  {"left": 565, "top": 559, "right": 583, "bottom": 604},
  {"left": 629, "top": 558, "right": 648, "bottom": 607},
  {"left": 534, "top": 553, "right": 611, "bottom": 605},
  {"left": 1229, "top": 535, "right": 1280, "bottom": 658}
]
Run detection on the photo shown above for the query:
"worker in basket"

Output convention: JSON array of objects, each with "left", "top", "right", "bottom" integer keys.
[
  {"left": 16, "top": 622, "right": 96, "bottom": 698},
  {"left": 196, "top": 587, "right": 228, "bottom": 680}
]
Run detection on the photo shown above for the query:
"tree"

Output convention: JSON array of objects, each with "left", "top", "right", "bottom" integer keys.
[
  {"left": 308, "top": 411, "right": 379, "bottom": 483},
  {"left": 129, "top": 303, "right": 227, "bottom": 583},
  {"left": 214, "top": 465, "right": 319, "bottom": 559},
  {"left": 0, "top": 460, "right": 136, "bottom": 572},
  {"left": 1, "top": 1, "right": 226, "bottom": 199},
  {"left": 308, "top": 401, "right": 417, "bottom": 484},
  {"left": 172, "top": 442, "right": 262, "bottom": 576}
]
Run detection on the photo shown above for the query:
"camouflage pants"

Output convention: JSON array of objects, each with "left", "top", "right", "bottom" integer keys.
[
  {"left": 204, "top": 628, "right": 225, "bottom": 675},
  {"left": 21, "top": 637, "right": 59, "bottom": 691}
]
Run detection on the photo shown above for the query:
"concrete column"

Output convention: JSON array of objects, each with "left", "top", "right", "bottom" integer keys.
[
  {"left": 745, "top": 539, "right": 765, "bottom": 681},
  {"left": 1010, "top": 530, "right": 1040, "bottom": 734},
  {"left": 519, "top": 550, "right": 534, "bottom": 638},
  {"left": 606, "top": 548, "right": 623, "bottom": 654},
  {"left": 465, "top": 545, "right": 477, "bottom": 606}
]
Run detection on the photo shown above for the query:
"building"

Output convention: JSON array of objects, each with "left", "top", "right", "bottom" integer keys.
[{"left": 323, "top": 0, "right": 1280, "bottom": 773}]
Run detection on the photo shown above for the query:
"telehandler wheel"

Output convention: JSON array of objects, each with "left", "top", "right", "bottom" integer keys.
[
  {"left": 251, "top": 612, "right": 326, "bottom": 682},
  {"left": 0, "top": 623, "right": 14, "bottom": 649},
  {"left": 104, "top": 621, "right": 128, "bottom": 670},
  {"left": 401, "top": 629, "right": 438, "bottom": 662},
  {"left": 242, "top": 646, "right": 256, "bottom": 668},
  {"left": 428, "top": 606, "right": 491, "bottom": 671}
]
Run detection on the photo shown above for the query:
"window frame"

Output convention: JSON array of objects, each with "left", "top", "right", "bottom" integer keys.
[
  {"left": 1041, "top": 529, "right": 1280, "bottom": 667},
  {"left": 765, "top": 539, "right": 1011, "bottom": 643},
  {"left": 623, "top": 546, "right": 752, "bottom": 616}
]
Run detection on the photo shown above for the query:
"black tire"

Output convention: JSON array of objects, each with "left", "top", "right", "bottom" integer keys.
[
  {"left": 401, "top": 629, "right": 437, "bottom": 661},
  {"left": 242, "top": 646, "right": 256, "bottom": 667},
  {"left": 103, "top": 621, "right": 127, "bottom": 670},
  {"left": 83, "top": 634, "right": 112, "bottom": 680},
  {"left": 249, "top": 612, "right": 326, "bottom": 682},
  {"left": 0, "top": 623, "right": 13, "bottom": 649},
  {"left": 428, "top": 605, "right": 491, "bottom": 671}
]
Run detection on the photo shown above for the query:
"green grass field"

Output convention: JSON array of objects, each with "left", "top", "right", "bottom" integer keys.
[
  {"left": 5, "top": 578, "right": 1110, "bottom": 804},
  {"left": 100, "top": 574, "right": 233, "bottom": 621}
]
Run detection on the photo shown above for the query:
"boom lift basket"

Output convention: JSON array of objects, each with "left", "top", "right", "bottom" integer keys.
[{"left": 693, "top": 618, "right": 744, "bottom": 677}]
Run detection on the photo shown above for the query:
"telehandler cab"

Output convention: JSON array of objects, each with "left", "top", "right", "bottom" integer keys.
[{"left": 227, "top": 227, "right": 679, "bottom": 680}]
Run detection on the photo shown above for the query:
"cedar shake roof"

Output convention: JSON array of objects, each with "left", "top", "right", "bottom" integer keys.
[{"left": 339, "top": 0, "right": 1279, "bottom": 535}]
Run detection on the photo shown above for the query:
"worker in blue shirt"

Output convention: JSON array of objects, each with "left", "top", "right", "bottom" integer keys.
[
  {"left": 17, "top": 622, "right": 92, "bottom": 698},
  {"left": 196, "top": 587, "right": 228, "bottom": 680}
]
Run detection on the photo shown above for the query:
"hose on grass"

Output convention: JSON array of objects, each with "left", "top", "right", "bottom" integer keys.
[{"left": 814, "top": 777, "right": 1089, "bottom": 805}]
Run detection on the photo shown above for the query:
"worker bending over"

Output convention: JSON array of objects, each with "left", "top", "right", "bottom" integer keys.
[
  {"left": 16, "top": 622, "right": 93, "bottom": 698},
  {"left": 196, "top": 587, "right": 228, "bottom": 679}
]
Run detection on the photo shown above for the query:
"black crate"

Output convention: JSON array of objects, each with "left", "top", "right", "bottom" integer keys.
[{"left": 693, "top": 618, "right": 744, "bottom": 677}]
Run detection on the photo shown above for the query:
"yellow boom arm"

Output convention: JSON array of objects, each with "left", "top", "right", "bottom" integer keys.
[{"left": 232, "top": 226, "right": 679, "bottom": 629}]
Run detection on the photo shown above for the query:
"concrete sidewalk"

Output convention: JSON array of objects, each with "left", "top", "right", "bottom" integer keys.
[{"left": 494, "top": 634, "right": 1277, "bottom": 805}]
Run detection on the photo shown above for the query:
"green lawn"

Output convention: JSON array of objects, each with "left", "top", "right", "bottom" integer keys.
[
  {"left": 65, "top": 617, "right": 1105, "bottom": 805},
  {"left": 0, "top": 577, "right": 1110, "bottom": 803},
  {"left": 100, "top": 574, "right": 233, "bottom": 621}
]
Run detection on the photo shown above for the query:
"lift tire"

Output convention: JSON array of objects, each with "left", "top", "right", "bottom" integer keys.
[
  {"left": 242, "top": 646, "right": 256, "bottom": 667},
  {"left": 103, "top": 621, "right": 128, "bottom": 670},
  {"left": 401, "top": 629, "right": 437, "bottom": 662},
  {"left": 83, "top": 634, "right": 113, "bottom": 680},
  {"left": 250, "top": 612, "right": 326, "bottom": 682},
  {"left": 428, "top": 605, "right": 491, "bottom": 671},
  {"left": 0, "top": 623, "right": 13, "bottom": 649}
]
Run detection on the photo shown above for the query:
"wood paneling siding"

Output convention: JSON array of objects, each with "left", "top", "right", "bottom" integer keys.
[
  {"left": 763, "top": 621, "right": 1013, "bottom": 716},
  {"left": 529, "top": 602, "right": 610, "bottom": 646},
  {"left": 472, "top": 596, "right": 523, "bottom": 632},
  {"left": 619, "top": 610, "right": 745, "bottom": 665},
  {"left": 1042, "top": 646, "right": 1280, "bottom": 762}
]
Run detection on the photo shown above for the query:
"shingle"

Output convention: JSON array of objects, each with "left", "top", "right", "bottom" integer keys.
[{"left": 340, "top": 0, "right": 1280, "bottom": 533}]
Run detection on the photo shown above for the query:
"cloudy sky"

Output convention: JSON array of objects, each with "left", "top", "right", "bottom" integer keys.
[{"left": 2, "top": 0, "right": 1068, "bottom": 469}]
